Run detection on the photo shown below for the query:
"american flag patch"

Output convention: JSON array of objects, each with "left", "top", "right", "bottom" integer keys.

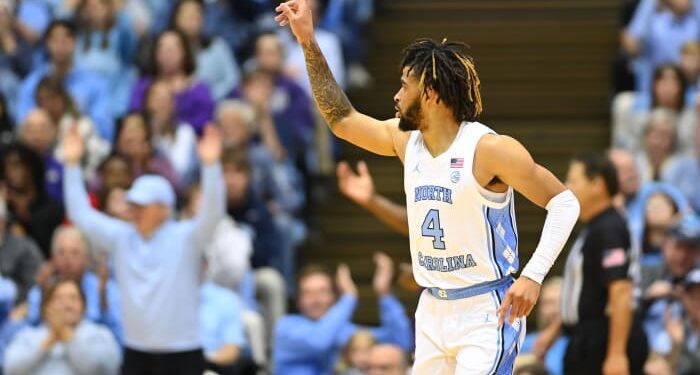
[
  {"left": 602, "top": 248, "right": 627, "bottom": 268},
  {"left": 450, "top": 158, "right": 464, "bottom": 168}
]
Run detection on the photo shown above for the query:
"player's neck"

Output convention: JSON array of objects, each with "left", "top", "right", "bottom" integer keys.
[{"left": 420, "top": 116, "right": 461, "bottom": 158}]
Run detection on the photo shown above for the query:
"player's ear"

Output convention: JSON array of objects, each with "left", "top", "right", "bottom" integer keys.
[{"left": 422, "top": 87, "right": 437, "bottom": 105}]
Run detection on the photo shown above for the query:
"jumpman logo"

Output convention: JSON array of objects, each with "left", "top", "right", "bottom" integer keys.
[{"left": 413, "top": 162, "right": 421, "bottom": 174}]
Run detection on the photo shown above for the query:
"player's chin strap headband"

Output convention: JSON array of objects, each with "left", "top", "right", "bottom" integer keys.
[{"left": 520, "top": 189, "right": 580, "bottom": 284}]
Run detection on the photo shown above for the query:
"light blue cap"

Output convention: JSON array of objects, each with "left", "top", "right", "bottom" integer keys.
[
  {"left": 684, "top": 267, "right": 700, "bottom": 288},
  {"left": 668, "top": 215, "right": 700, "bottom": 247},
  {"left": 126, "top": 175, "right": 175, "bottom": 207}
]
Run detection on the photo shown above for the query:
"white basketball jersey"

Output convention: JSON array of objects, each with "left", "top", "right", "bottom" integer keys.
[{"left": 404, "top": 122, "right": 519, "bottom": 289}]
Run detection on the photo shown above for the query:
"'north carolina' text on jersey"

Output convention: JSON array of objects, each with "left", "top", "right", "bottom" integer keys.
[{"left": 404, "top": 122, "right": 519, "bottom": 289}]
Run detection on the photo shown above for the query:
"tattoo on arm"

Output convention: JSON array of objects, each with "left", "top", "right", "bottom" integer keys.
[{"left": 302, "top": 40, "right": 353, "bottom": 125}]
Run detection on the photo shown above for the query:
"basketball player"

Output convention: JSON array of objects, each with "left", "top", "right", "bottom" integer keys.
[{"left": 276, "top": 1, "right": 581, "bottom": 373}]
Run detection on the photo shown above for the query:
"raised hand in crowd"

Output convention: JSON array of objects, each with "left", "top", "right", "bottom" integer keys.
[
  {"left": 35, "top": 262, "right": 56, "bottom": 291},
  {"left": 372, "top": 252, "right": 394, "bottom": 297},
  {"left": 0, "top": 5, "right": 17, "bottom": 55},
  {"left": 337, "top": 160, "right": 409, "bottom": 236},
  {"left": 336, "top": 263, "right": 357, "bottom": 297},
  {"left": 337, "top": 161, "right": 374, "bottom": 207},
  {"left": 62, "top": 122, "right": 85, "bottom": 166},
  {"left": 644, "top": 280, "right": 674, "bottom": 301},
  {"left": 197, "top": 124, "right": 223, "bottom": 165}
]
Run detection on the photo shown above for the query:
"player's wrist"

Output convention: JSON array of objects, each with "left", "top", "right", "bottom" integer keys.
[
  {"left": 520, "top": 268, "right": 544, "bottom": 285},
  {"left": 299, "top": 36, "right": 318, "bottom": 48},
  {"left": 519, "top": 274, "right": 541, "bottom": 285}
]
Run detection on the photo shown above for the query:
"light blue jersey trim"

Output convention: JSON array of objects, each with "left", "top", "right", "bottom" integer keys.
[
  {"left": 483, "top": 206, "right": 503, "bottom": 280},
  {"left": 485, "top": 203, "right": 520, "bottom": 277},
  {"left": 487, "top": 290, "right": 503, "bottom": 375}
]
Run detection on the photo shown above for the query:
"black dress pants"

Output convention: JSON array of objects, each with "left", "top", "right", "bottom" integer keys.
[
  {"left": 564, "top": 316, "right": 648, "bottom": 375},
  {"left": 121, "top": 347, "right": 205, "bottom": 375}
]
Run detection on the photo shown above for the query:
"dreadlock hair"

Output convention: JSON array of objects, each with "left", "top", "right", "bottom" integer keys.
[{"left": 400, "top": 38, "right": 483, "bottom": 123}]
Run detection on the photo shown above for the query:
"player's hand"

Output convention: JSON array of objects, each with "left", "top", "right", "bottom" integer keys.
[
  {"left": 336, "top": 263, "right": 357, "bottom": 297},
  {"left": 275, "top": 0, "right": 315, "bottom": 45},
  {"left": 498, "top": 276, "right": 540, "bottom": 326},
  {"left": 602, "top": 353, "right": 630, "bottom": 375},
  {"left": 197, "top": 124, "right": 222, "bottom": 165},
  {"left": 62, "top": 122, "right": 84, "bottom": 166},
  {"left": 337, "top": 161, "right": 375, "bottom": 207},
  {"left": 372, "top": 252, "right": 394, "bottom": 296}
]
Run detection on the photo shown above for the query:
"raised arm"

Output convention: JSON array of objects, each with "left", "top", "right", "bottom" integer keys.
[
  {"left": 475, "top": 135, "right": 580, "bottom": 325},
  {"left": 190, "top": 126, "right": 225, "bottom": 247},
  {"left": 275, "top": 264, "right": 358, "bottom": 357},
  {"left": 62, "top": 124, "right": 128, "bottom": 251},
  {"left": 337, "top": 161, "right": 408, "bottom": 235},
  {"left": 275, "top": 0, "right": 409, "bottom": 159},
  {"left": 368, "top": 253, "right": 413, "bottom": 350}
]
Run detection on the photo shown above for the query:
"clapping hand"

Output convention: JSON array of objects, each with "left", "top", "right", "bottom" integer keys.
[
  {"left": 42, "top": 304, "right": 75, "bottom": 350},
  {"left": 372, "top": 252, "right": 394, "bottom": 296},
  {"left": 336, "top": 263, "right": 357, "bottom": 297}
]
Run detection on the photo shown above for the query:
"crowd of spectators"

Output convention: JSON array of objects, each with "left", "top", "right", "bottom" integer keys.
[
  {"left": 520, "top": 1, "right": 700, "bottom": 373},
  {"left": 0, "top": 0, "right": 698, "bottom": 374},
  {"left": 0, "top": 0, "right": 391, "bottom": 374},
  {"left": 330, "top": 1, "right": 700, "bottom": 374}
]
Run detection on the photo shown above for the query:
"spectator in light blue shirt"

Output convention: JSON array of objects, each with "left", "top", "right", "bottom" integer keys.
[
  {"left": 626, "top": 0, "right": 700, "bottom": 100},
  {"left": 663, "top": 127, "right": 700, "bottom": 212},
  {"left": 62, "top": 123, "right": 225, "bottom": 374},
  {"left": 72, "top": 0, "right": 138, "bottom": 118},
  {"left": 4, "top": 278, "right": 121, "bottom": 375},
  {"left": 274, "top": 253, "right": 413, "bottom": 375},
  {"left": 25, "top": 225, "right": 122, "bottom": 343},
  {"left": 200, "top": 280, "right": 247, "bottom": 375},
  {"left": 12, "top": 0, "right": 51, "bottom": 76},
  {"left": 17, "top": 20, "right": 114, "bottom": 141}
]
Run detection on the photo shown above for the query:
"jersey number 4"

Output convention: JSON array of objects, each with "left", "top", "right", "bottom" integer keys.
[{"left": 421, "top": 209, "right": 445, "bottom": 249}]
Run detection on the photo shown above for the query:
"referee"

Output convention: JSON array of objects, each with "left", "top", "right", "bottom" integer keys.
[{"left": 559, "top": 154, "right": 648, "bottom": 375}]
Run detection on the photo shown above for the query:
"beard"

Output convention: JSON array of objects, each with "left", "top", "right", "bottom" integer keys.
[{"left": 397, "top": 98, "right": 422, "bottom": 132}]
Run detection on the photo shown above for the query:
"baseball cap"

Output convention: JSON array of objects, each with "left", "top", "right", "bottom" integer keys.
[
  {"left": 683, "top": 267, "right": 700, "bottom": 289},
  {"left": 667, "top": 215, "right": 700, "bottom": 248},
  {"left": 125, "top": 175, "right": 175, "bottom": 208}
]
